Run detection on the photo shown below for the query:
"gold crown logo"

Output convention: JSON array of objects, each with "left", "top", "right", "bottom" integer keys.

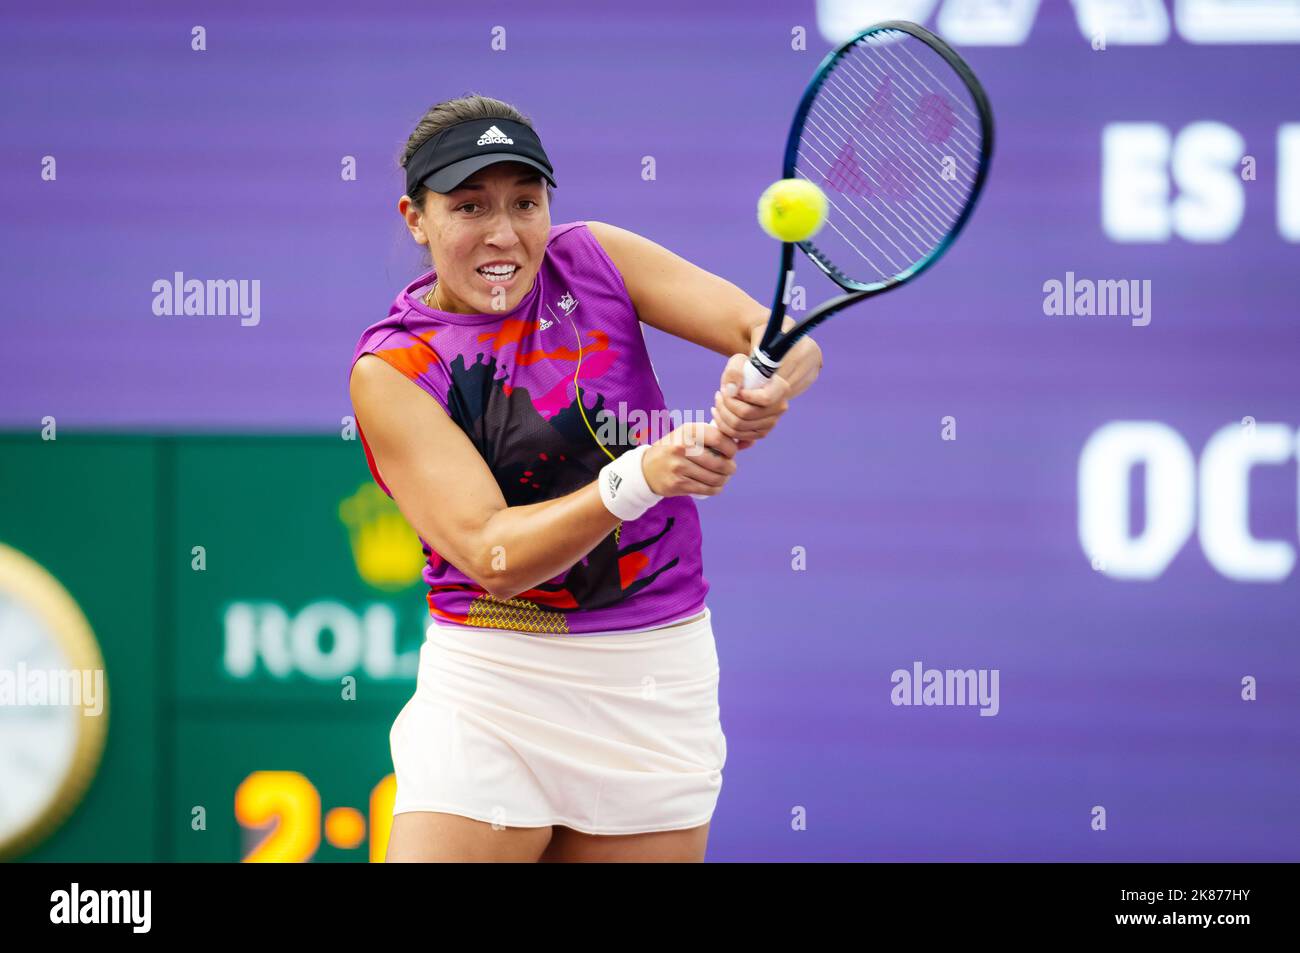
[{"left": 338, "top": 483, "right": 426, "bottom": 591}]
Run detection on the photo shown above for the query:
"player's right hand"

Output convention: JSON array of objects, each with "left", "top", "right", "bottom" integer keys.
[{"left": 642, "top": 422, "right": 739, "bottom": 498}]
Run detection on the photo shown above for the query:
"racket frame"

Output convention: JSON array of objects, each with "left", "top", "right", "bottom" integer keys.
[{"left": 748, "top": 19, "right": 996, "bottom": 381}]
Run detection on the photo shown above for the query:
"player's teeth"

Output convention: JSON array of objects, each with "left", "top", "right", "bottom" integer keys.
[{"left": 478, "top": 265, "right": 517, "bottom": 281}]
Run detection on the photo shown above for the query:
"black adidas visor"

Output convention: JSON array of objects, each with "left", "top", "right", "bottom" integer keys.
[{"left": 405, "top": 117, "right": 558, "bottom": 196}]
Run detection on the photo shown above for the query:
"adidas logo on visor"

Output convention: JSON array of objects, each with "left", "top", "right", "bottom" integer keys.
[{"left": 477, "top": 125, "right": 514, "bottom": 146}]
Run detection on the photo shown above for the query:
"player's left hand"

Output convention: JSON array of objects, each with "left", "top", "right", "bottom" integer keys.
[{"left": 710, "top": 353, "right": 792, "bottom": 450}]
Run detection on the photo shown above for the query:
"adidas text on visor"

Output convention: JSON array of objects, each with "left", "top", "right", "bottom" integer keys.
[{"left": 405, "top": 118, "right": 558, "bottom": 196}]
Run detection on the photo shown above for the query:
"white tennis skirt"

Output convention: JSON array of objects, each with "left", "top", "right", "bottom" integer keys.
[{"left": 389, "top": 605, "right": 727, "bottom": 835}]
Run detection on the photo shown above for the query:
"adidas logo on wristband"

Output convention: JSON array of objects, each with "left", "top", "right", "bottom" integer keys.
[{"left": 598, "top": 445, "right": 661, "bottom": 521}]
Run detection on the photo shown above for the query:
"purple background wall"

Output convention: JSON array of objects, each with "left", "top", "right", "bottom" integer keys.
[{"left": 2, "top": 1, "right": 1297, "bottom": 859}]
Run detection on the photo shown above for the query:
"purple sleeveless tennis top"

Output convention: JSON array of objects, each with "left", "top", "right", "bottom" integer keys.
[{"left": 349, "top": 221, "right": 709, "bottom": 635}]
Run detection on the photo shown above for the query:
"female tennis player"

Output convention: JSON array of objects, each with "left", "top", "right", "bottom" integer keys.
[{"left": 348, "top": 94, "right": 822, "bottom": 862}]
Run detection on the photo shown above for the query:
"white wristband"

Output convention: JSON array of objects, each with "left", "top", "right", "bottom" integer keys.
[{"left": 598, "top": 444, "right": 663, "bottom": 520}]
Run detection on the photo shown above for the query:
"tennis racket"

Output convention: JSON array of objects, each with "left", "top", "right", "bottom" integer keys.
[{"left": 692, "top": 20, "right": 994, "bottom": 497}]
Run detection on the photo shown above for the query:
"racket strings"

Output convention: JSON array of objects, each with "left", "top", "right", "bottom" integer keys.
[
  {"left": 794, "top": 144, "right": 923, "bottom": 271},
  {"left": 817, "top": 69, "right": 968, "bottom": 228},
  {"left": 824, "top": 51, "right": 974, "bottom": 214},
  {"left": 822, "top": 50, "right": 975, "bottom": 225},
  {"left": 797, "top": 104, "right": 942, "bottom": 271},
  {"left": 797, "top": 104, "right": 954, "bottom": 275},
  {"left": 795, "top": 109, "right": 948, "bottom": 277},
  {"left": 800, "top": 121, "right": 945, "bottom": 258},
  {"left": 852, "top": 44, "right": 982, "bottom": 171},
  {"left": 793, "top": 28, "right": 984, "bottom": 287},
  {"left": 833, "top": 57, "right": 977, "bottom": 208},
  {"left": 848, "top": 33, "right": 983, "bottom": 181}
]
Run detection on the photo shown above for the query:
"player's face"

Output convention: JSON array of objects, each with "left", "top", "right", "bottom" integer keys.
[{"left": 420, "top": 162, "right": 550, "bottom": 314}]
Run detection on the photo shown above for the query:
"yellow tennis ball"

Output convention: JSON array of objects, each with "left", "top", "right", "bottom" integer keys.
[{"left": 757, "top": 178, "right": 828, "bottom": 242}]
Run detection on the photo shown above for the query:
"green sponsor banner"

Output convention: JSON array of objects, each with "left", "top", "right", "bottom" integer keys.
[
  {"left": 1, "top": 434, "right": 431, "bottom": 862},
  {"left": 171, "top": 437, "right": 431, "bottom": 706}
]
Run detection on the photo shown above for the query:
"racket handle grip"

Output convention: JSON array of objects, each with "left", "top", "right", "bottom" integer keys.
[
  {"left": 742, "top": 359, "right": 769, "bottom": 391},
  {"left": 691, "top": 358, "right": 774, "bottom": 500}
]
